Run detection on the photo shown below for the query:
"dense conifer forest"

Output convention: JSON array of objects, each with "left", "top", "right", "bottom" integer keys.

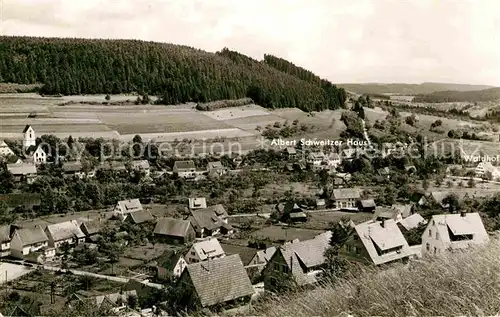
[{"left": 0, "top": 36, "right": 346, "bottom": 111}]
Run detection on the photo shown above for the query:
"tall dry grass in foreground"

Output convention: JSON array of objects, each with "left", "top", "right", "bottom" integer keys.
[{"left": 256, "top": 239, "right": 500, "bottom": 316}]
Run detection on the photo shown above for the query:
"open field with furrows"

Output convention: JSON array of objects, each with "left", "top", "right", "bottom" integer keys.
[{"left": 0, "top": 94, "right": 346, "bottom": 146}]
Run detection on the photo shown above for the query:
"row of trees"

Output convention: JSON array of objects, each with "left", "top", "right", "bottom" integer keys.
[{"left": 0, "top": 37, "right": 345, "bottom": 112}]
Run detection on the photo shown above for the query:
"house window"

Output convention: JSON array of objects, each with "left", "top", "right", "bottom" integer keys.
[
  {"left": 428, "top": 230, "right": 432, "bottom": 237},
  {"left": 435, "top": 232, "right": 439, "bottom": 240},
  {"left": 426, "top": 243, "right": 430, "bottom": 251},
  {"left": 434, "top": 247, "right": 437, "bottom": 254},
  {"left": 432, "top": 220, "right": 435, "bottom": 226},
  {"left": 191, "top": 251, "right": 195, "bottom": 256}
]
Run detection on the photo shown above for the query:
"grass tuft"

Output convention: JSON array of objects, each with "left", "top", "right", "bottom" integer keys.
[{"left": 256, "top": 239, "right": 500, "bottom": 316}]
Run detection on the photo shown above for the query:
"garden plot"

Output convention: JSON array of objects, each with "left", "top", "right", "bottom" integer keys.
[{"left": 0, "top": 263, "right": 33, "bottom": 284}]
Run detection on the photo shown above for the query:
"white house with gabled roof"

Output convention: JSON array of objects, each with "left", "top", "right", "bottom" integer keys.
[
  {"left": 421, "top": 212, "right": 489, "bottom": 257},
  {"left": 22, "top": 125, "right": 36, "bottom": 148},
  {"left": 185, "top": 238, "right": 225, "bottom": 264}
]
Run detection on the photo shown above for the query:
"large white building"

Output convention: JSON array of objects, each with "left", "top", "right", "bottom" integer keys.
[
  {"left": 475, "top": 162, "right": 500, "bottom": 180},
  {"left": 22, "top": 125, "right": 36, "bottom": 148},
  {"left": 421, "top": 212, "right": 489, "bottom": 257}
]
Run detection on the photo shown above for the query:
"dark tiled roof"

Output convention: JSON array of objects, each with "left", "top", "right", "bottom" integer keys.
[
  {"left": 220, "top": 243, "right": 258, "bottom": 266},
  {"left": 15, "top": 226, "right": 49, "bottom": 246},
  {"left": 129, "top": 210, "right": 154, "bottom": 224},
  {"left": 154, "top": 217, "right": 192, "bottom": 238},
  {"left": 184, "top": 254, "right": 254, "bottom": 307},
  {"left": 174, "top": 160, "right": 195, "bottom": 170},
  {"left": 22, "top": 125, "right": 32, "bottom": 133},
  {"left": 191, "top": 205, "right": 231, "bottom": 231},
  {"left": 332, "top": 188, "right": 361, "bottom": 200},
  {"left": 81, "top": 220, "right": 102, "bottom": 236}
]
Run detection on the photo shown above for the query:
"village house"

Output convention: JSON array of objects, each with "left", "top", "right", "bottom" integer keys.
[
  {"left": 154, "top": 217, "right": 195, "bottom": 244},
  {"left": 98, "top": 161, "right": 127, "bottom": 175},
  {"left": 391, "top": 203, "right": 414, "bottom": 218},
  {"left": 188, "top": 197, "right": 207, "bottom": 210},
  {"left": 185, "top": 238, "right": 226, "bottom": 264},
  {"left": 316, "top": 198, "right": 326, "bottom": 209},
  {"left": 62, "top": 161, "right": 85, "bottom": 178},
  {"left": 67, "top": 290, "right": 138, "bottom": 312},
  {"left": 7, "top": 162, "right": 37, "bottom": 184},
  {"left": 27, "top": 145, "right": 48, "bottom": 165},
  {"left": 80, "top": 220, "right": 102, "bottom": 243},
  {"left": 325, "top": 152, "right": 341, "bottom": 168},
  {"left": 372, "top": 207, "right": 403, "bottom": 222},
  {"left": 45, "top": 221, "right": 86, "bottom": 248},
  {"left": 113, "top": 199, "right": 143, "bottom": 221},
  {"left": 284, "top": 147, "right": 297, "bottom": 160},
  {"left": 397, "top": 213, "right": 427, "bottom": 231},
  {"left": 248, "top": 246, "right": 276, "bottom": 273},
  {"left": 157, "top": 251, "right": 188, "bottom": 279},
  {"left": 306, "top": 152, "right": 326, "bottom": 167},
  {"left": 10, "top": 226, "right": 55, "bottom": 262},
  {"left": 275, "top": 201, "right": 307, "bottom": 222},
  {"left": 189, "top": 204, "right": 233, "bottom": 238},
  {"left": 358, "top": 199, "right": 376, "bottom": 213},
  {"left": 331, "top": 188, "right": 361, "bottom": 209},
  {"left": 22, "top": 125, "right": 36, "bottom": 148},
  {"left": 475, "top": 161, "right": 500, "bottom": 179},
  {"left": 207, "top": 161, "right": 227, "bottom": 177},
  {"left": 341, "top": 219, "right": 414, "bottom": 266},
  {"left": 220, "top": 243, "right": 258, "bottom": 267},
  {"left": 173, "top": 160, "right": 196, "bottom": 178},
  {"left": 178, "top": 254, "right": 255, "bottom": 310},
  {"left": 126, "top": 210, "right": 154, "bottom": 224},
  {"left": 263, "top": 232, "right": 332, "bottom": 291},
  {"left": 132, "top": 160, "right": 151, "bottom": 177},
  {"left": 0, "top": 225, "right": 18, "bottom": 257},
  {"left": 0, "top": 140, "right": 15, "bottom": 157},
  {"left": 421, "top": 212, "right": 489, "bottom": 257},
  {"left": 342, "top": 148, "right": 356, "bottom": 160}
]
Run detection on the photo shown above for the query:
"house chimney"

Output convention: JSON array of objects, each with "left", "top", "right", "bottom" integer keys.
[
  {"left": 381, "top": 219, "right": 385, "bottom": 228},
  {"left": 460, "top": 211, "right": 466, "bottom": 217}
]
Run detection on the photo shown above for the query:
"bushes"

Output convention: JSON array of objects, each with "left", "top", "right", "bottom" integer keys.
[{"left": 195, "top": 98, "right": 253, "bottom": 111}]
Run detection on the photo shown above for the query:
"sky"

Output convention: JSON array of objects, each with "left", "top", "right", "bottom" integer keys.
[{"left": 1, "top": 0, "right": 499, "bottom": 86}]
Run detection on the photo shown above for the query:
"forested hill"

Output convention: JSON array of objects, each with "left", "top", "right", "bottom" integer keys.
[
  {"left": 413, "top": 87, "right": 500, "bottom": 103},
  {"left": 0, "top": 36, "right": 346, "bottom": 112},
  {"left": 263, "top": 54, "right": 345, "bottom": 110}
]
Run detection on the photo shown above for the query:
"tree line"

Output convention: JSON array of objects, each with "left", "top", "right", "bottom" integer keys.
[{"left": 0, "top": 36, "right": 346, "bottom": 112}]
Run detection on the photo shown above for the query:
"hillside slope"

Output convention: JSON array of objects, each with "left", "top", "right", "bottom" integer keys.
[
  {"left": 0, "top": 36, "right": 345, "bottom": 112},
  {"left": 257, "top": 240, "right": 500, "bottom": 316},
  {"left": 338, "top": 82, "right": 495, "bottom": 95},
  {"left": 414, "top": 87, "right": 500, "bottom": 103}
]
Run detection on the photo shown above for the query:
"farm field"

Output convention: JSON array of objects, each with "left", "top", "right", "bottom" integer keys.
[{"left": 0, "top": 94, "right": 346, "bottom": 147}]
